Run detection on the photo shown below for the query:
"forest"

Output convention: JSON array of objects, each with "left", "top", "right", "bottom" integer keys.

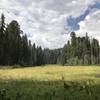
[
  {"left": 0, "top": 13, "right": 100, "bottom": 100},
  {"left": 0, "top": 14, "right": 100, "bottom": 66}
]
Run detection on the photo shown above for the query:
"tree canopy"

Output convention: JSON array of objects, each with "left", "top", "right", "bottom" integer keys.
[{"left": 0, "top": 14, "right": 100, "bottom": 66}]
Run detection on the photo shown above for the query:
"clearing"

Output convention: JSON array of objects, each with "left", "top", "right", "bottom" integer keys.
[{"left": 0, "top": 65, "right": 100, "bottom": 100}]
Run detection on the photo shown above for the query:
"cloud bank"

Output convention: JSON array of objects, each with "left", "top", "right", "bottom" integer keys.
[{"left": 0, "top": 0, "right": 100, "bottom": 49}]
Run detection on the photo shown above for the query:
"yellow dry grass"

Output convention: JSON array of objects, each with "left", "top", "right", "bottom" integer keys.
[{"left": 0, "top": 65, "right": 100, "bottom": 82}]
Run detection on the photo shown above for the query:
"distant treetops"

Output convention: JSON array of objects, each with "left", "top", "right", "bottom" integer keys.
[
  {"left": 0, "top": 14, "right": 100, "bottom": 66},
  {"left": 61, "top": 32, "right": 100, "bottom": 65},
  {"left": 0, "top": 14, "right": 60, "bottom": 66}
]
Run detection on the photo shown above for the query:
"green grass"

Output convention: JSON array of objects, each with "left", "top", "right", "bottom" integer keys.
[{"left": 0, "top": 65, "right": 100, "bottom": 100}]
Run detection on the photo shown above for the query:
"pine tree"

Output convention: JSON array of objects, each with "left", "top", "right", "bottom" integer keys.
[
  {"left": 0, "top": 14, "right": 5, "bottom": 65},
  {"left": 4, "top": 20, "right": 22, "bottom": 65}
]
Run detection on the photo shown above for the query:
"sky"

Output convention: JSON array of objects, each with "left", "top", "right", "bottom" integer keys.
[{"left": 0, "top": 0, "right": 100, "bottom": 49}]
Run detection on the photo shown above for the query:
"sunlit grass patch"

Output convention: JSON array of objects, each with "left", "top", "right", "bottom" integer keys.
[{"left": 0, "top": 65, "right": 100, "bottom": 100}]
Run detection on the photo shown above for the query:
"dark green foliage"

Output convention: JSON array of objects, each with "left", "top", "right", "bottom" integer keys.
[
  {"left": 0, "top": 80, "right": 100, "bottom": 100},
  {"left": 0, "top": 14, "right": 5, "bottom": 65},
  {"left": 43, "top": 49, "right": 61, "bottom": 64},
  {"left": 0, "top": 13, "right": 100, "bottom": 66},
  {"left": 4, "top": 20, "right": 22, "bottom": 65},
  {"left": 61, "top": 32, "right": 100, "bottom": 65},
  {"left": 0, "top": 14, "right": 61, "bottom": 66}
]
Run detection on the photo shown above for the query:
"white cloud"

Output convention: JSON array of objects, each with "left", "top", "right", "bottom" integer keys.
[
  {"left": 0, "top": 0, "right": 99, "bottom": 49},
  {"left": 77, "top": 9, "right": 100, "bottom": 41}
]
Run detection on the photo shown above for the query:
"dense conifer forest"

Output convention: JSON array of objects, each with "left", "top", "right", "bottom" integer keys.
[{"left": 0, "top": 14, "right": 100, "bottom": 66}]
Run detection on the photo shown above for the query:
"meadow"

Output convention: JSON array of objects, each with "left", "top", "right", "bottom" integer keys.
[{"left": 0, "top": 65, "right": 100, "bottom": 100}]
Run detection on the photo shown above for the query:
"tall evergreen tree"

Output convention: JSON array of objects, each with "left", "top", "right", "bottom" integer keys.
[
  {"left": 0, "top": 14, "right": 100, "bottom": 67},
  {"left": 4, "top": 20, "right": 22, "bottom": 65},
  {"left": 0, "top": 14, "right": 5, "bottom": 65}
]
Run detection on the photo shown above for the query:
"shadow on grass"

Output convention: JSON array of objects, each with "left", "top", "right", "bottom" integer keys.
[{"left": 0, "top": 79, "right": 100, "bottom": 100}]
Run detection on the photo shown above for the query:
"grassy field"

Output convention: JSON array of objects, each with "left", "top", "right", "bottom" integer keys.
[{"left": 0, "top": 65, "right": 100, "bottom": 100}]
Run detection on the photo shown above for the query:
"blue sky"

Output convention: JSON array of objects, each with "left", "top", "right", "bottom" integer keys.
[
  {"left": 0, "top": 0, "right": 100, "bottom": 49},
  {"left": 66, "top": 1, "right": 100, "bottom": 31}
]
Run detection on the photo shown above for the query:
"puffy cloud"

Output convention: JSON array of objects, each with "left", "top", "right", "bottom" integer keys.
[
  {"left": 66, "top": 1, "right": 100, "bottom": 31},
  {"left": 77, "top": 9, "right": 100, "bottom": 41},
  {"left": 0, "top": 0, "right": 100, "bottom": 48}
]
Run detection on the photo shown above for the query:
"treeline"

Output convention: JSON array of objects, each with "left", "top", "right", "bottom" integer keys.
[
  {"left": 0, "top": 14, "right": 100, "bottom": 66},
  {"left": 61, "top": 32, "right": 100, "bottom": 65},
  {"left": 0, "top": 14, "right": 60, "bottom": 66}
]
